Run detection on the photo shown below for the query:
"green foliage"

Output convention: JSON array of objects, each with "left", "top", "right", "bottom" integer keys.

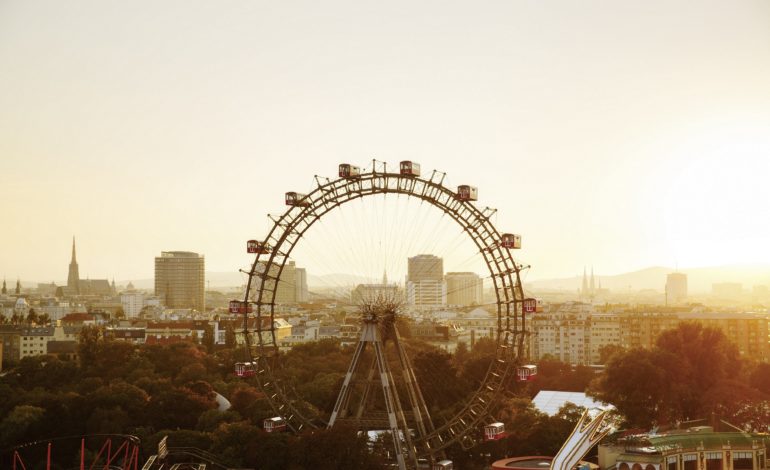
[
  {"left": 286, "top": 427, "right": 382, "bottom": 470},
  {"left": 77, "top": 325, "right": 104, "bottom": 369},
  {"left": 224, "top": 324, "right": 236, "bottom": 348},
  {"left": 202, "top": 323, "right": 216, "bottom": 353},
  {"left": 196, "top": 409, "right": 242, "bottom": 432},
  {"left": 0, "top": 405, "right": 45, "bottom": 447},
  {"left": 593, "top": 321, "right": 768, "bottom": 429}
]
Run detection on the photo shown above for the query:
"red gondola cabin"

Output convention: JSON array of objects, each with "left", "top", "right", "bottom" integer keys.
[
  {"left": 247, "top": 240, "right": 270, "bottom": 254},
  {"left": 523, "top": 298, "right": 537, "bottom": 314},
  {"left": 456, "top": 185, "right": 478, "bottom": 201},
  {"left": 400, "top": 161, "right": 421, "bottom": 177},
  {"left": 517, "top": 365, "right": 537, "bottom": 381},
  {"left": 285, "top": 192, "right": 310, "bottom": 207},
  {"left": 234, "top": 362, "right": 256, "bottom": 378},
  {"left": 484, "top": 422, "right": 506, "bottom": 441},
  {"left": 339, "top": 164, "right": 361, "bottom": 178},
  {"left": 263, "top": 417, "right": 287, "bottom": 433},
  {"left": 228, "top": 300, "right": 252, "bottom": 314},
  {"left": 501, "top": 233, "right": 522, "bottom": 249}
]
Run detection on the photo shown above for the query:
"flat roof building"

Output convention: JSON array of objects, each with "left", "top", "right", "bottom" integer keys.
[{"left": 155, "top": 251, "right": 205, "bottom": 312}]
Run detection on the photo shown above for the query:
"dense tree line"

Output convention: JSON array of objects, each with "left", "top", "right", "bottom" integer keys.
[
  {"left": 591, "top": 321, "right": 770, "bottom": 430},
  {"left": 9, "top": 322, "right": 764, "bottom": 468}
]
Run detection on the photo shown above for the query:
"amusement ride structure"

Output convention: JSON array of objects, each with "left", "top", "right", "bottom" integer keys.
[{"left": 232, "top": 160, "right": 541, "bottom": 469}]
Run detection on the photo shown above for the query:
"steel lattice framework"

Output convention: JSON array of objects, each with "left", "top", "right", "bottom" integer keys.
[{"left": 241, "top": 162, "right": 528, "bottom": 453}]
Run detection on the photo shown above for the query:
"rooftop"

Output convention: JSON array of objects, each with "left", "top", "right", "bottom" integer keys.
[{"left": 532, "top": 391, "right": 612, "bottom": 416}]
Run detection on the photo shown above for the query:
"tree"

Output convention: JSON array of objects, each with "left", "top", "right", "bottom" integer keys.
[
  {"left": 37, "top": 312, "right": 51, "bottom": 325},
  {"left": 598, "top": 344, "right": 625, "bottom": 364},
  {"left": 750, "top": 363, "right": 770, "bottom": 397},
  {"left": 0, "top": 405, "right": 45, "bottom": 447},
  {"left": 147, "top": 386, "right": 216, "bottom": 429},
  {"left": 26, "top": 308, "right": 39, "bottom": 325},
  {"left": 77, "top": 325, "right": 104, "bottom": 370},
  {"left": 593, "top": 322, "right": 751, "bottom": 427},
  {"left": 202, "top": 324, "right": 216, "bottom": 353},
  {"left": 287, "top": 427, "right": 383, "bottom": 470},
  {"left": 591, "top": 348, "right": 672, "bottom": 427},
  {"left": 225, "top": 324, "right": 236, "bottom": 348}
]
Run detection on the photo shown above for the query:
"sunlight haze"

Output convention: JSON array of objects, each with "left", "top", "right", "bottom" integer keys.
[{"left": 1, "top": 0, "right": 769, "bottom": 283}]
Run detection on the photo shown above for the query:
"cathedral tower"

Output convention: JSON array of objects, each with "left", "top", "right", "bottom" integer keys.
[{"left": 67, "top": 237, "right": 80, "bottom": 294}]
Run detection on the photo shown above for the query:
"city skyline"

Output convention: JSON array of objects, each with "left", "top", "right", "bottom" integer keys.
[{"left": 2, "top": 1, "right": 769, "bottom": 283}]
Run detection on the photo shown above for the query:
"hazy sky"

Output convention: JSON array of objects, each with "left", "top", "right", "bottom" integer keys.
[{"left": 1, "top": 0, "right": 769, "bottom": 284}]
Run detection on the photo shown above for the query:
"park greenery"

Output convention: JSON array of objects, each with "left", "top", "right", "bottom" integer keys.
[{"left": 0, "top": 321, "right": 767, "bottom": 469}]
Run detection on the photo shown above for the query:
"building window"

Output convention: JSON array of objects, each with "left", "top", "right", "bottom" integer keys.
[
  {"left": 706, "top": 452, "right": 723, "bottom": 470},
  {"left": 733, "top": 452, "right": 753, "bottom": 470},
  {"left": 668, "top": 456, "right": 678, "bottom": 470},
  {"left": 684, "top": 454, "right": 697, "bottom": 470}
]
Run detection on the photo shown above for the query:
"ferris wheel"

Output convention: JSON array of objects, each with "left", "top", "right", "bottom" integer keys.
[{"left": 231, "top": 160, "right": 536, "bottom": 468}]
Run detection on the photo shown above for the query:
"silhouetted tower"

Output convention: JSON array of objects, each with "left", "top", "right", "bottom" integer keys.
[
  {"left": 1, "top": 278, "right": 6, "bottom": 295},
  {"left": 328, "top": 297, "right": 435, "bottom": 470},
  {"left": 590, "top": 267, "right": 595, "bottom": 297},
  {"left": 67, "top": 237, "right": 80, "bottom": 295},
  {"left": 581, "top": 267, "right": 589, "bottom": 297},
  {"left": 15, "top": 279, "right": 21, "bottom": 295}
]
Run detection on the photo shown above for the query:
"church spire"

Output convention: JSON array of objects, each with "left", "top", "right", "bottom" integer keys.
[
  {"left": 581, "top": 267, "right": 588, "bottom": 296},
  {"left": 1, "top": 278, "right": 6, "bottom": 295},
  {"left": 382, "top": 269, "right": 388, "bottom": 286},
  {"left": 68, "top": 236, "right": 80, "bottom": 294},
  {"left": 15, "top": 278, "right": 21, "bottom": 295},
  {"left": 590, "top": 266, "right": 595, "bottom": 295}
]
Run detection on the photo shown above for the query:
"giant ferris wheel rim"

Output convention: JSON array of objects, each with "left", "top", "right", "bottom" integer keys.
[{"left": 240, "top": 163, "right": 528, "bottom": 452}]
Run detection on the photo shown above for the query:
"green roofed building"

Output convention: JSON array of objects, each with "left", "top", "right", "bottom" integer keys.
[{"left": 600, "top": 422, "right": 768, "bottom": 470}]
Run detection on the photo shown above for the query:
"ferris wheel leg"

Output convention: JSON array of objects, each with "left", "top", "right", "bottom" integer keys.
[{"left": 373, "top": 335, "right": 413, "bottom": 470}]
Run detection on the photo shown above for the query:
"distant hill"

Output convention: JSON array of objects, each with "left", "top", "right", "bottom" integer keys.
[
  {"left": 24, "top": 264, "right": 770, "bottom": 295},
  {"left": 526, "top": 265, "right": 770, "bottom": 293}
]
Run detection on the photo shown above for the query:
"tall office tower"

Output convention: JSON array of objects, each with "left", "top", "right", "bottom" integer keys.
[
  {"left": 445, "top": 272, "right": 483, "bottom": 306},
  {"left": 666, "top": 273, "right": 688, "bottom": 304},
  {"left": 154, "top": 251, "right": 205, "bottom": 311},
  {"left": 252, "top": 261, "right": 307, "bottom": 304},
  {"left": 406, "top": 254, "right": 446, "bottom": 307},
  {"left": 295, "top": 267, "right": 308, "bottom": 303}
]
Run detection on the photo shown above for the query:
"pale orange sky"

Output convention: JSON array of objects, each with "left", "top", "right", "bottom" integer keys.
[{"left": 1, "top": 0, "right": 769, "bottom": 283}]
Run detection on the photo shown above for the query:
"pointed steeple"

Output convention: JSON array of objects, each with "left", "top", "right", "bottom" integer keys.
[
  {"left": 67, "top": 236, "right": 80, "bottom": 294},
  {"left": 15, "top": 279, "right": 21, "bottom": 295},
  {"left": 581, "top": 267, "right": 588, "bottom": 296},
  {"left": 382, "top": 269, "right": 388, "bottom": 286},
  {"left": 1, "top": 278, "right": 6, "bottom": 295},
  {"left": 590, "top": 266, "right": 595, "bottom": 295}
]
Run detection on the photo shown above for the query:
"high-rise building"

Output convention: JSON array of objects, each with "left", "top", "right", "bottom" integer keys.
[
  {"left": 275, "top": 261, "right": 296, "bottom": 304},
  {"left": 408, "top": 254, "right": 443, "bottom": 282},
  {"left": 120, "top": 290, "right": 145, "bottom": 318},
  {"left": 406, "top": 254, "right": 446, "bottom": 308},
  {"left": 445, "top": 272, "right": 482, "bottom": 306},
  {"left": 254, "top": 261, "right": 307, "bottom": 304},
  {"left": 666, "top": 273, "right": 687, "bottom": 304},
  {"left": 295, "top": 267, "right": 308, "bottom": 303},
  {"left": 154, "top": 251, "right": 205, "bottom": 311}
]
